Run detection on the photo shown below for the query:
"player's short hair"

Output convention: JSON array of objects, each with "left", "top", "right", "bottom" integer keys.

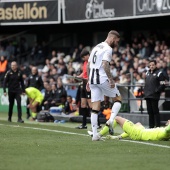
[
  {"left": 80, "top": 49, "right": 90, "bottom": 58},
  {"left": 108, "top": 30, "right": 120, "bottom": 38}
]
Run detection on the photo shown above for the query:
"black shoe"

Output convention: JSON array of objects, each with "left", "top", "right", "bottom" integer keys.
[
  {"left": 17, "top": 119, "right": 24, "bottom": 123},
  {"left": 75, "top": 125, "right": 87, "bottom": 129},
  {"left": 26, "top": 113, "right": 31, "bottom": 119},
  {"left": 106, "top": 122, "right": 114, "bottom": 135},
  {"left": 97, "top": 125, "right": 102, "bottom": 129},
  {"left": 8, "top": 118, "right": 11, "bottom": 122},
  {"left": 109, "top": 128, "right": 114, "bottom": 135}
]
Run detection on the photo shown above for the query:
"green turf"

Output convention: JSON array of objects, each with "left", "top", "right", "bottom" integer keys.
[{"left": 0, "top": 112, "right": 170, "bottom": 170}]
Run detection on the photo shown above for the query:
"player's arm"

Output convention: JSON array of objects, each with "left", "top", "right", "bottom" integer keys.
[
  {"left": 106, "top": 133, "right": 129, "bottom": 140},
  {"left": 102, "top": 60, "right": 115, "bottom": 88},
  {"left": 87, "top": 61, "right": 90, "bottom": 78},
  {"left": 20, "top": 72, "right": 25, "bottom": 93},
  {"left": 157, "top": 72, "right": 166, "bottom": 93},
  {"left": 3, "top": 71, "right": 9, "bottom": 94},
  {"left": 86, "top": 61, "right": 91, "bottom": 92}
]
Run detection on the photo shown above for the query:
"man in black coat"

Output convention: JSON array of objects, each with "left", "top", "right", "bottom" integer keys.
[
  {"left": 3, "top": 61, "right": 25, "bottom": 123},
  {"left": 144, "top": 60, "right": 166, "bottom": 128}
]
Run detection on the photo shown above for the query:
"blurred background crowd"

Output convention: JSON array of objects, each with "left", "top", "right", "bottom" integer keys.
[{"left": 0, "top": 31, "right": 169, "bottom": 93}]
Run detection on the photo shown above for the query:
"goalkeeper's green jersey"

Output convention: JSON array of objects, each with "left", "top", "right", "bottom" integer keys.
[
  {"left": 123, "top": 120, "right": 170, "bottom": 141},
  {"left": 25, "top": 87, "right": 44, "bottom": 104}
]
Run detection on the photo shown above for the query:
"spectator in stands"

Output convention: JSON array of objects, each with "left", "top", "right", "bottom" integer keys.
[
  {"left": 0, "top": 55, "right": 8, "bottom": 87},
  {"left": 49, "top": 83, "right": 58, "bottom": 107},
  {"left": 119, "top": 72, "right": 128, "bottom": 84},
  {"left": 42, "top": 84, "right": 52, "bottom": 110},
  {"left": 49, "top": 50, "right": 58, "bottom": 64},
  {"left": 57, "top": 60, "right": 68, "bottom": 76},
  {"left": 42, "top": 58, "right": 50, "bottom": 73},
  {"left": 0, "top": 46, "right": 10, "bottom": 60},
  {"left": 72, "top": 44, "right": 83, "bottom": 62},
  {"left": 100, "top": 96, "right": 113, "bottom": 119},
  {"left": 18, "top": 37, "right": 28, "bottom": 64},
  {"left": 64, "top": 95, "right": 78, "bottom": 115},
  {"left": 49, "top": 77, "right": 56, "bottom": 85},
  {"left": 19, "top": 64, "right": 31, "bottom": 77},
  {"left": 110, "top": 60, "right": 117, "bottom": 78},
  {"left": 6, "top": 41, "right": 15, "bottom": 59},
  {"left": 161, "top": 62, "right": 169, "bottom": 81},
  {"left": 55, "top": 77, "right": 67, "bottom": 105},
  {"left": 133, "top": 74, "right": 144, "bottom": 98},
  {"left": 67, "top": 61, "right": 76, "bottom": 76}
]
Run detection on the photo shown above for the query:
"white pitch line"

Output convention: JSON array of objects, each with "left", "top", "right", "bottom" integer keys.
[
  {"left": 0, "top": 123, "right": 170, "bottom": 149},
  {"left": 120, "top": 139, "right": 170, "bottom": 149}
]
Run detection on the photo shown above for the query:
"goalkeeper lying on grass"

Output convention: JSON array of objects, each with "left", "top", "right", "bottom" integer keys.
[{"left": 88, "top": 116, "right": 170, "bottom": 141}]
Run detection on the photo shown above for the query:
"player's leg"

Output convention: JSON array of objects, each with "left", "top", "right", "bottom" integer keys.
[
  {"left": 106, "top": 95, "right": 122, "bottom": 134},
  {"left": 26, "top": 97, "right": 31, "bottom": 119},
  {"left": 8, "top": 92, "right": 15, "bottom": 122},
  {"left": 146, "top": 99, "right": 155, "bottom": 128},
  {"left": 80, "top": 97, "right": 88, "bottom": 128},
  {"left": 100, "top": 81, "right": 122, "bottom": 135},
  {"left": 15, "top": 92, "right": 23, "bottom": 122},
  {"left": 106, "top": 116, "right": 129, "bottom": 140},
  {"left": 29, "top": 101, "right": 39, "bottom": 120},
  {"left": 90, "top": 84, "right": 103, "bottom": 141}
]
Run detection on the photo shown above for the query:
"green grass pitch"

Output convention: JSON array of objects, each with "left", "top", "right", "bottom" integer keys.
[{"left": 0, "top": 112, "right": 170, "bottom": 170}]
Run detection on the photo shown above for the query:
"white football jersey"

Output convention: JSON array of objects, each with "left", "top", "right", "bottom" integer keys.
[{"left": 88, "top": 42, "right": 112, "bottom": 84}]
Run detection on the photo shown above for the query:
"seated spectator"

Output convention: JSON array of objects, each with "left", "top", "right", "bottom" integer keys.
[
  {"left": 56, "top": 77, "right": 67, "bottom": 105},
  {"left": 64, "top": 95, "right": 78, "bottom": 115},
  {"left": 48, "top": 84, "right": 58, "bottom": 107},
  {"left": 42, "top": 84, "right": 52, "bottom": 110},
  {"left": 100, "top": 96, "right": 113, "bottom": 119},
  {"left": 133, "top": 74, "right": 144, "bottom": 97},
  {"left": 49, "top": 50, "right": 58, "bottom": 64}
]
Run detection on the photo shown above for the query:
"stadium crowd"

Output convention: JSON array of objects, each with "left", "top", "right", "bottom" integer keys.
[{"left": 0, "top": 30, "right": 170, "bottom": 119}]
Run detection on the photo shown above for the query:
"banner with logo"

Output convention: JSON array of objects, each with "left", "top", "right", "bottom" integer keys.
[
  {"left": 62, "top": 0, "right": 134, "bottom": 23},
  {"left": 135, "top": 0, "right": 170, "bottom": 16},
  {"left": 0, "top": 0, "right": 60, "bottom": 25}
]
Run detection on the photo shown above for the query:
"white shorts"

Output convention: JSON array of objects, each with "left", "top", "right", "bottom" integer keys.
[{"left": 89, "top": 81, "right": 121, "bottom": 102}]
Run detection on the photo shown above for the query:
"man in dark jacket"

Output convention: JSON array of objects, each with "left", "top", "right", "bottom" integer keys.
[
  {"left": 26, "top": 66, "right": 44, "bottom": 119},
  {"left": 144, "top": 60, "right": 165, "bottom": 128},
  {"left": 3, "top": 61, "right": 25, "bottom": 123}
]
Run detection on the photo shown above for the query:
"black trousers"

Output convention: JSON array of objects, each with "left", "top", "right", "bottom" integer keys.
[
  {"left": 8, "top": 91, "right": 22, "bottom": 120},
  {"left": 146, "top": 98, "right": 160, "bottom": 128},
  {"left": 26, "top": 98, "right": 30, "bottom": 115}
]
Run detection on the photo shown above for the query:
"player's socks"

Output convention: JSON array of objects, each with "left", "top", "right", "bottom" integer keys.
[
  {"left": 120, "top": 132, "right": 129, "bottom": 138},
  {"left": 109, "top": 102, "right": 121, "bottom": 123},
  {"left": 99, "top": 119, "right": 117, "bottom": 136},
  {"left": 113, "top": 119, "right": 117, "bottom": 128},
  {"left": 31, "top": 112, "right": 37, "bottom": 119},
  {"left": 99, "top": 126, "right": 109, "bottom": 136},
  {"left": 91, "top": 112, "right": 98, "bottom": 137}
]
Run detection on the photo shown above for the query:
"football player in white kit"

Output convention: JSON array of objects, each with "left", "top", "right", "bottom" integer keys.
[{"left": 86, "top": 30, "right": 122, "bottom": 141}]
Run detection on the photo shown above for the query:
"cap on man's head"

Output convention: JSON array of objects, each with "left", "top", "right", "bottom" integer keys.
[{"left": 80, "top": 49, "right": 90, "bottom": 58}]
